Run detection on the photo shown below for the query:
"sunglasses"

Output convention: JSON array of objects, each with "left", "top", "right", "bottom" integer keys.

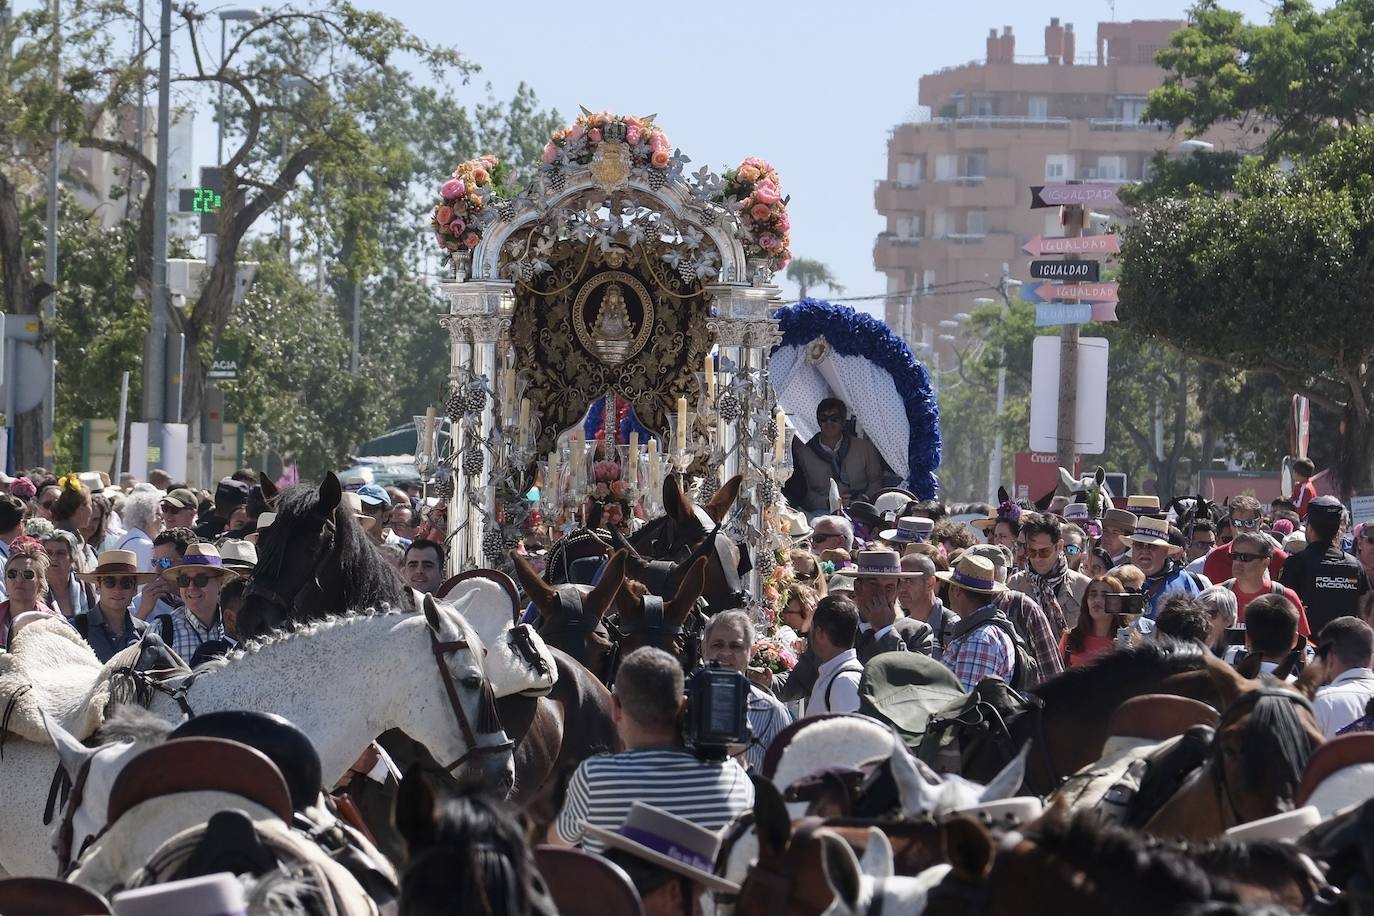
[
  {"left": 1024, "top": 545, "right": 1056, "bottom": 559},
  {"left": 1064, "top": 544, "right": 1081, "bottom": 555},
  {"left": 1230, "top": 517, "right": 1260, "bottom": 529},
  {"left": 1231, "top": 552, "right": 1269, "bottom": 563},
  {"left": 154, "top": 557, "right": 175, "bottom": 570},
  {"left": 818, "top": 414, "right": 844, "bottom": 423},
  {"left": 5, "top": 568, "right": 35, "bottom": 580},
  {"left": 100, "top": 576, "right": 138, "bottom": 589},
  {"left": 176, "top": 574, "right": 216, "bottom": 589}
]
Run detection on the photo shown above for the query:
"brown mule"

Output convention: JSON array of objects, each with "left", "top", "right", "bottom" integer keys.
[
  {"left": 513, "top": 549, "right": 627, "bottom": 684},
  {"left": 609, "top": 556, "right": 708, "bottom": 670}
]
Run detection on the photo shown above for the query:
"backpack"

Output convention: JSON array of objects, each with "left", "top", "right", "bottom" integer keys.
[
  {"left": 915, "top": 677, "right": 1034, "bottom": 782},
  {"left": 948, "top": 607, "right": 1038, "bottom": 694}
]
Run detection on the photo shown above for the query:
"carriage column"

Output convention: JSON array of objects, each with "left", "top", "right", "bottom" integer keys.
[{"left": 439, "top": 279, "right": 515, "bottom": 575}]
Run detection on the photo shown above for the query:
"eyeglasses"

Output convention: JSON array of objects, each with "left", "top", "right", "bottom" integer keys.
[
  {"left": 1025, "top": 545, "right": 1056, "bottom": 560},
  {"left": 1231, "top": 552, "right": 1269, "bottom": 563},
  {"left": 5, "top": 569, "right": 35, "bottom": 580},
  {"left": 1230, "top": 517, "right": 1260, "bottom": 529},
  {"left": 176, "top": 574, "right": 215, "bottom": 589},
  {"left": 818, "top": 414, "right": 844, "bottom": 423},
  {"left": 100, "top": 576, "right": 138, "bottom": 589},
  {"left": 1064, "top": 544, "right": 1081, "bottom": 555}
]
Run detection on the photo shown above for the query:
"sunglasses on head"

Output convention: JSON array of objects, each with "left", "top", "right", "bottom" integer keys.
[
  {"left": 101, "top": 576, "right": 138, "bottom": 589},
  {"left": 1231, "top": 551, "right": 1269, "bottom": 563},
  {"left": 1230, "top": 517, "right": 1260, "bottom": 529},
  {"left": 176, "top": 574, "right": 215, "bottom": 589},
  {"left": 5, "top": 568, "right": 35, "bottom": 580}
]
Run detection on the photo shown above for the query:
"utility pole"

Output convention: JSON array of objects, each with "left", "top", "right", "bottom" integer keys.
[
  {"left": 143, "top": 0, "right": 171, "bottom": 428},
  {"left": 42, "top": 0, "right": 60, "bottom": 460},
  {"left": 1055, "top": 200, "right": 1085, "bottom": 475}
]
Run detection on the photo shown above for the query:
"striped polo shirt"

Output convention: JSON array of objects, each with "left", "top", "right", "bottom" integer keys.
[{"left": 554, "top": 748, "right": 754, "bottom": 852}]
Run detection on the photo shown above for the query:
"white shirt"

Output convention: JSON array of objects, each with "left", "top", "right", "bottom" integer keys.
[
  {"left": 1315, "top": 667, "right": 1374, "bottom": 738},
  {"left": 807, "top": 648, "right": 863, "bottom": 716},
  {"left": 114, "top": 527, "right": 154, "bottom": 574}
]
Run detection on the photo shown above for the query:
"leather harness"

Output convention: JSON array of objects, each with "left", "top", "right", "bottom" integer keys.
[
  {"left": 1209, "top": 685, "right": 1314, "bottom": 828},
  {"left": 426, "top": 626, "right": 514, "bottom": 772}
]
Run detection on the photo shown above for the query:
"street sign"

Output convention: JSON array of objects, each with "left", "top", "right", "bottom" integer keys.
[
  {"left": 1035, "top": 303, "right": 1092, "bottom": 327},
  {"left": 1015, "top": 451, "right": 1081, "bottom": 503},
  {"left": 207, "top": 340, "right": 241, "bottom": 381},
  {"left": 1029, "top": 336, "right": 1110, "bottom": 454},
  {"left": 1022, "top": 234, "right": 1121, "bottom": 257},
  {"left": 1029, "top": 260, "right": 1100, "bottom": 282},
  {"left": 1034, "top": 281, "right": 1119, "bottom": 302},
  {"left": 1030, "top": 183, "right": 1122, "bottom": 208}
]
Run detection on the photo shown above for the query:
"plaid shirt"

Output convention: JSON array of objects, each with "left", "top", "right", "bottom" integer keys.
[
  {"left": 944, "top": 610, "right": 1015, "bottom": 692},
  {"left": 165, "top": 605, "right": 226, "bottom": 663},
  {"left": 996, "top": 590, "right": 1064, "bottom": 685}
]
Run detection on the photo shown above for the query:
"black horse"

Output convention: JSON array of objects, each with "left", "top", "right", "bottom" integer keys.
[{"left": 236, "top": 472, "right": 411, "bottom": 639}]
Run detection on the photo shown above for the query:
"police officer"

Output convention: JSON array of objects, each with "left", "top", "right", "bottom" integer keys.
[{"left": 1281, "top": 495, "right": 1370, "bottom": 635}]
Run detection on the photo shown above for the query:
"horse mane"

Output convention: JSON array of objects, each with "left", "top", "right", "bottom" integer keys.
[
  {"left": 1190, "top": 835, "right": 1316, "bottom": 888},
  {"left": 203, "top": 605, "right": 409, "bottom": 668},
  {"left": 1240, "top": 676, "right": 1319, "bottom": 797},
  {"left": 1034, "top": 811, "right": 1237, "bottom": 905},
  {"left": 96, "top": 705, "right": 174, "bottom": 746},
  {"left": 1034, "top": 637, "right": 1207, "bottom": 707},
  {"left": 266, "top": 482, "right": 407, "bottom": 611}
]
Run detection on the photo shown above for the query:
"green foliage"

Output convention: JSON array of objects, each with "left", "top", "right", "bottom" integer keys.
[
  {"left": 785, "top": 258, "right": 845, "bottom": 300},
  {"left": 1144, "top": 0, "right": 1374, "bottom": 159}
]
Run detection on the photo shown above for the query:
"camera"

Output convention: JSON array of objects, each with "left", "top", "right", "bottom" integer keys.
[
  {"left": 1106, "top": 591, "right": 1146, "bottom": 616},
  {"left": 683, "top": 662, "right": 751, "bottom": 761}
]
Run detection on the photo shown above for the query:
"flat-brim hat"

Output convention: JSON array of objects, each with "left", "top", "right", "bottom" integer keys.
[
  {"left": 777, "top": 505, "right": 813, "bottom": 541},
  {"left": 76, "top": 549, "right": 159, "bottom": 583},
  {"left": 1102, "top": 508, "right": 1138, "bottom": 531},
  {"left": 160, "top": 543, "right": 240, "bottom": 582},
  {"left": 1063, "top": 502, "right": 1090, "bottom": 522},
  {"left": 1129, "top": 516, "right": 1172, "bottom": 547},
  {"left": 218, "top": 538, "right": 258, "bottom": 572},
  {"left": 935, "top": 554, "right": 1006, "bottom": 595},
  {"left": 1126, "top": 495, "right": 1163, "bottom": 518},
  {"left": 851, "top": 548, "right": 922, "bottom": 578},
  {"left": 879, "top": 516, "right": 934, "bottom": 544},
  {"left": 583, "top": 802, "right": 739, "bottom": 894},
  {"left": 873, "top": 488, "right": 917, "bottom": 522}
]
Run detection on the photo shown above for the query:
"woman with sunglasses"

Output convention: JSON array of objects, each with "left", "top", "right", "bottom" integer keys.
[
  {"left": 0, "top": 539, "right": 64, "bottom": 647},
  {"left": 73, "top": 549, "right": 154, "bottom": 662}
]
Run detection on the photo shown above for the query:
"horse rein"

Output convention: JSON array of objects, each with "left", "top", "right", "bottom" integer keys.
[{"left": 427, "top": 626, "right": 513, "bottom": 773}]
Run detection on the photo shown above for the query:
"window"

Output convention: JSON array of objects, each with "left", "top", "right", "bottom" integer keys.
[
  {"left": 931, "top": 210, "right": 949, "bottom": 239},
  {"left": 1045, "top": 154, "right": 1074, "bottom": 180},
  {"left": 1028, "top": 96, "right": 1049, "bottom": 119},
  {"left": 896, "top": 217, "right": 912, "bottom": 238},
  {"left": 965, "top": 210, "right": 986, "bottom": 237},
  {"left": 1117, "top": 96, "right": 1148, "bottom": 122},
  {"left": 935, "top": 155, "right": 958, "bottom": 181},
  {"left": 972, "top": 94, "right": 995, "bottom": 116},
  {"left": 1097, "top": 155, "right": 1127, "bottom": 181},
  {"left": 922, "top": 269, "right": 936, "bottom": 292},
  {"left": 964, "top": 151, "right": 988, "bottom": 179},
  {"left": 910, "top": 213, "right": 924, "bottom": 237},
  {"left": 896, "top": 161, "right": 916, "bottom": 185}
]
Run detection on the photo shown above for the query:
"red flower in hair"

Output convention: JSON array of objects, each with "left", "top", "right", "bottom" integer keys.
[{"left": 8, "top": 535, "right": 47, "bottom": 556}]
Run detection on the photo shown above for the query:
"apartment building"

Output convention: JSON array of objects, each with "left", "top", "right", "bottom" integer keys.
[
  {"left": 874, "top": 18, "right": 1250, "bottom": 352},
  {"left": 65, "top": 104, "right": 195, "bottom": 232}
]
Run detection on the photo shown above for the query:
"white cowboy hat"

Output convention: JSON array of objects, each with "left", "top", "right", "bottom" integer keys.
[
  {"left": 777, "top": 505, "right": 813, "bottom": 541},
  {"left": 935, "top": 554, "right": 1007, "bottom": 596},
  {"left": 583, "top": 802, "right": 740, "bottom": 894},
  {"left": 218, "top": 538, "right": 258, "bottom": 572},
  {"left": 878, "top": 516, "right": 934, "bottom": 544}
]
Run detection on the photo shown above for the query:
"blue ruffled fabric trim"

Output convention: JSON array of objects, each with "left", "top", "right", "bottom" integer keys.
[{"left": 771, "top": 298, "right": 941, "bottom": 499}]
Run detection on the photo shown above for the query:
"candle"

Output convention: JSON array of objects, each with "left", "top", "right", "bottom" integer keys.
[
  {"left": 773, "top": 409, "right": 787, "bottom": 463},
  {"left": 676, "top": 397, "right": 688, "bottom": 453},
  {"left": 547, "top": 450, "right": 559, "bottom": 498},
  {"left": 628, "top": 431, "right": 639, "bottom": 483},
  {"left": 705, "top": 353, "right": 716, "bottom": 401},
  {"left": 502, "top": 369, "right": 516, "bottom": 419},
  {"left": 518, "top": 398, "right": 530, "bottom": 446},
  {"left": 423, "top": 405, "right": 436, "bottom": 453},
  {"left": 648, "top": 437, "right": 660, "bottom": 493},
  {"left": 571, "top": 429, "right": 584, "bottom": 489}
]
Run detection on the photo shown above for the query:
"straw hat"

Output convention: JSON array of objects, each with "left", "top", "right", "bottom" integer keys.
[
  {"left": 76, "top": 549, "right": 159, "bottom": 584},
  {"left": 851, "top": 548, "right": 921, "bottom": 578},
  {"left": 879, "top": 516, "right": 934, "bottom": 545},
  {"left": 340, "top": 491, "right": 377, "bottom": 530},
  {"left": 1103, "top": 508, "right": 1139, "bottom": 531},
  {"left": 1129, "top": 516, "right": 1172, "bottom": 547},
  {"left": 583, "top": 803, "right": 740, "bottom": 894},
  {"left": 1126, "top": 495, "right": 1163, "bottom": 518},
  {"left": 160, "top": 543, "right": 239, "bottom": 582},
  {"left": 1063, "top": 503, "right": 1090, "bottom": 522},
  {"left": 218, "top": 539, "right": 258, "bottom": 572},
  {"left": 935, "top": 554, "right": 1007, "bottom": 595}
]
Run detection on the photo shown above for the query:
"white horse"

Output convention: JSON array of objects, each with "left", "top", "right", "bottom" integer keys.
[{"left": 0, "top": 597, "right": 512, "bottom": 876}]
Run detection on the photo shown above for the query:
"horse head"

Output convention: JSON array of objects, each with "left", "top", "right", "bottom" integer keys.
[
  {"left": 609, "top": 556, "right": 707, "bottom": 671},
  {"left": 239, "top": 472, "right": 405, "bottom": 638},
  {"left": 515, "top": 548, "right": 626, "bottom": 684},
  {"left": 41, "top": 710, "right": 149, "bottom": 871},
  {"left": 628, "top": 474, "right": 743, "bottom": 562}
]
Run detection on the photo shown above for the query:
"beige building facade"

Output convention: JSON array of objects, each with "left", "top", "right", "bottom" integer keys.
[{"left": 874, "top": 18, "right": 1251, "bottom": 355}]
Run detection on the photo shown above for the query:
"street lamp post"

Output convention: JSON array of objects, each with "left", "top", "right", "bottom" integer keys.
[
  {"left": 216, "top": 8, "right": 260, "bottom": 166},
  {"left": 984, "top": 266, "right": 1022, "bottom": 504}
]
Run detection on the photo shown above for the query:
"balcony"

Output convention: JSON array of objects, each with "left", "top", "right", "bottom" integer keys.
[
  {"left": 874, "top": 233, "right": 922, "bottom": 272},
  {"left": 1088, "top": 118, "right": 1169, "bottom": 132},
  {"left": 874, "top": 179, "right": 924, "bottom": 213},
  {"left": 915, "top": 175, "right": 1016, "bottom": 209},
  {"left": 926, "top": 115, "right": 1071, "bottom": 130},
  {"left": 917, "top": 231, "right": 1017, "bottom": 263}
]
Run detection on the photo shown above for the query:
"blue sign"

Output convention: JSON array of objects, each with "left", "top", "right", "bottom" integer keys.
[
  {"left": 1020, "top": 284, "right": 1045, "bottom": 305},
  {"left": 1035, "top": 303, "right": 1093, "bottom": 327}
]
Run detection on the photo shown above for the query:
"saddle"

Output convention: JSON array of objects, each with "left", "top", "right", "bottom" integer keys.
[
  {"left": 1295, "top": 733, "right": 1374, "bottom": 818},
  {"left": 0, "top": 618, "right": 186, "bottom": 746}
]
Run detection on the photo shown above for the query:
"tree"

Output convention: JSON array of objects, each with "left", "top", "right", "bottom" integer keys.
[
  {"left": 1119, "top": 126, "right": 1374, "bottom": 494},
  {"left": 1144, "top": 0, "right": 1374, "bottom": 160},
  {"left": 785, "top": 258, "right": 844, "bottom": 300}
]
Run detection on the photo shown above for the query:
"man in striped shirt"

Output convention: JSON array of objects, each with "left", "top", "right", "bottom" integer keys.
[{"left": 550, "top": 647, "right": 754, "bottom": 853}]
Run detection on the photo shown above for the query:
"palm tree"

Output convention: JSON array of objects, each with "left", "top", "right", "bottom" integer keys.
[{"left": 785, "top": 258, "right": 845, "bottom": 301}]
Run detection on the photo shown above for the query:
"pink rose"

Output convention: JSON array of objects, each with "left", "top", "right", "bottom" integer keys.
[
  {"left": 606, "top": 504, "right": 624, "bottom": 524},
  {"left": 463, "top": 232, "right": 480, "bottom": 249},
  {"left": 436, "top": 205, "right": 453, "bottom": 225},
  {"left": 542, "top": 142, "right": 558, "bottom": 164},
  {"left": 441, "top": 178, "right": 464, "bottom": 200},
  {"left": 737, "top": 165, "right": 760, "bottom": 183},
  {"left": 650, "top": 149, "right": 670, "bottom": 169},
  {"left": 776, "top": 213, "right": 791, "bottom": 231},
  {"left": 750, "top": 203, "right": 772, "bottom": 222},
  {"left": 588, "top": 128, "right": 603, "bottom": 144},
  {"left": 609, "top": 480, "right": 625, "bottom": 497},
  {"left": 743, "top": 156, "right": 768, "bottom": 170},
  {"left": 479, "top": 154, "right": 498, "bottom": 168},
  {"left": 753, "top": 179, "right": 781, "bottom": 205},
  {"left": 625, "top": 115, "right": 643, "bottom": 128},
  {"left": 650, "top": 133, "right": 670, "bottom": 153},
  {"left": 594, "top": 482, "right": 609, "bottom": 499},
  {"left": 570, "top": 123, "right": 585, "bottom": 141},
  {"left": 448, "top": 218, "right": 466, "bottom": 236},
  {"left": 759, "top": 232, "right": 781, "bottom": 252},
  {"left": 625, "top": 124, "right": 642, "bottom": 145}
]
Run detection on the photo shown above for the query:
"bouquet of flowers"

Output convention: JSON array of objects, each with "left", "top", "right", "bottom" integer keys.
[
  {"left": 760, "top": 548, "right": 797, "bottom": 629},
  {"left": 588, "top": 453, "right": 633, "bottom": 531},
  {"left": 722, "top": 157, "right": 792, "bottom": 268},
  {"left": 751, "top": 637, "right": 798, "bottom": 674},
  {"left": 542, "top": 111, "right": 674, "bottom": 177},
  {"left": 432, "top": 154, "right": 506, "bottom": 253}
]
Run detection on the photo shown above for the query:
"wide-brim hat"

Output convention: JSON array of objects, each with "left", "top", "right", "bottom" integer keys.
[
  {"left": 112, "top": 871, "right": 245, "bottom": 916},
  {"left": 218, "top": 538, "right": 258, "bottom": 571},
  {"left": 935, "top": 554, "right": 1006, "bottom": 595},
  {"left": 851, "top": 548, "right": 921, "bottom": 578},
  {"left": 340, "top": 492, "right": 378, "bottom": 530},
  {"left": 583, "top": 802, "right": 739, "bottom": 894},
  {"left": 1103, "top": 508, "right": 1139, "bottom": 531},
  {"left": 1127, "top": 495, "right": 1163, "bottom": 518},
  {"left": 160, "top": 543, "right": 240, "bottom": 582},
  {"left": 777, "top": 505, "right": 813, "bottom": 541},
  {"left": 879, "top": 516, "right": 934, "bottom": 544},
  {"left": 76, "top": 549, "right": 159, "bottom": 583},
  {"left": 1129, "top": 516, "right": 1172, "bottom": 547},
  {"left": 1063, "top": 502, "right": 1090, "bottom": 522},
  {"left": 872, "top": 488, "right": 917, "bottom": 522},
  {"left": 971, "top": 513, "right": 999, "bottom": 532}
]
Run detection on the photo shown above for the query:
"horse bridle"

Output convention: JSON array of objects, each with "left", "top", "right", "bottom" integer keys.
[
  {"left": 243, "top": 511, "right": 338, "bottom": 621},
  {"left": 539, "top": 587, "right": 617, "bottom": 680},
  {"left": 427, "top": 626, "right": 513, "bottom": 773},
  {"left": 1208, "top": 685, "right": 1314, "bottom": 828}
]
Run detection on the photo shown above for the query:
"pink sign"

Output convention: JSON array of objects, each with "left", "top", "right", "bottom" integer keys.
[
  {"left": 1021, "top": 234, "right": 1121, "bottom": 257},
  {"left": 1030, "top": 184, "right": 1122, "bottom": 208},
  {"left": 1091, "top": 302, "right": 1118, "bottom": 321},
  {"left": 1034, "top": 282, "right": 1119, "bottom": 302}
]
